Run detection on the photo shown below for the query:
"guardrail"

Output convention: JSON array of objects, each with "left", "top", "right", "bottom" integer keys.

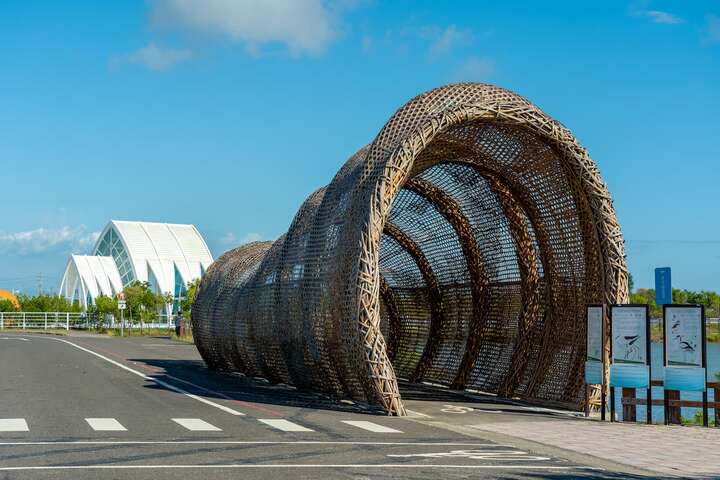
[{"left": 0, "top": 312, "right": 177, "bottom": 331}]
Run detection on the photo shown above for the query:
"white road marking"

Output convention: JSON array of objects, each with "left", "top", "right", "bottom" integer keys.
[
  {"left": 405, "top": 409, "right": 431, "bottom": 418},
  {"left": 0, "top": 465, "right": 590, "bottom": 471},
  {"left": 0, "top": 337, "right": 29, "bottom": 341},
  {"left": 441, "top": 404, "right": 474, "bottom": 414},
  {"left": 388, "top": 449, "right": 551, "bottom": 461},
  {"left": 341, "top": 421, "right": 402, "bottom": 433},
  {"left": 172, "top": 418, "right": 222, "bottom": 431},
  {"left": 0, "top": 440, "right": 504, "bottom": 446},
  {"left": 85, "top": 418, "right": 127, "bottom": 432},
  {"left": 0, "top": 419, "right": 29, "bottom": 432},
  {"left": 50, "top": 338, "right": 245, "bottom": 416},
  {"left": 258, "top": 419, "right": 314, "bottom": 432}
]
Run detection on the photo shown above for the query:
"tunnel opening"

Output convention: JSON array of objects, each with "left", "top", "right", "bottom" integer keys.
[{"left": 372, "top": 120, "right": 604, "bottom": 407}]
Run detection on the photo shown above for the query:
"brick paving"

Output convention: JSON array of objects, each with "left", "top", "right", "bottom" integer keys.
[{"left": 471, "top": 419, "right": 720, "bottom": 478}]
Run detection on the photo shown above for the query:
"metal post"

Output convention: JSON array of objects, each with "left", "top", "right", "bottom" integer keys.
[
  {"left": 22, "top": 312, "right": 26, "bottom": 330},
  {"left": 0, "top": 312, "right": 3, "bottom": 330},
  {"left": 66, "top": 312, "right": 69, "bottom": 331},
  {"left": 120, "top": 309, "right": 124, "bottom": 337},
  {"left": 44, "top": 313, "right": 47, "bottom": 331}
]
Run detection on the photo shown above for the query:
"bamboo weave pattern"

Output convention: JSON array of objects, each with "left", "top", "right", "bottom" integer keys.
[{"left": 192, "top": 83, "right": 628, "bottom": 415}]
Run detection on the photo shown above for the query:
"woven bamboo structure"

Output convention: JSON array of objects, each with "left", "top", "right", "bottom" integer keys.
[{"left": 192, "top": 83, "right": 628, "bottom": 416}]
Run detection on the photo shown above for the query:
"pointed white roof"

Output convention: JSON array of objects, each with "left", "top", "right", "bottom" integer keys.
[
  {"left": 93, "top": 220, "right": 213, "bottom": 295},
  {"left": 58, "top": 255, "right": 123, "bottom": 308}
]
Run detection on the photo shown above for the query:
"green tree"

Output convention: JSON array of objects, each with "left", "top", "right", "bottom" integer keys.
[
  {"left": 629, "top": 288, "right": 661, "bottom": 318},
  {"left": 180, "top": 279, "right": 201, "bottom": 315},
  {"left": 17, "top": 293, "right": 81, "bottom": 312},
  {"left": 0, "top": 299, "right": 18, "bottom": 312},
  {"left": 122, "top": 281, "right": 151, "bottom": 323},
  {"left": 95, "top": 295, "right": 118, "bottom": 322}
]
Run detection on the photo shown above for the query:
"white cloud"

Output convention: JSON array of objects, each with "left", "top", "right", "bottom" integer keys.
[
  {"left": 0, "top": 226, "right": 100, "bottom": 256},
  {"left": 220, "top": 232, "right": 263, "bottom": 246},
  {"left": 453, "top": 57, "right": 495, "bottom": 82},
  {"left": 706, "top": 14, "right": 720, "bottom": 43},
  {"left": 640, "top": 10, "right": 685, "bottom": 25},
  {"left": 428, "top": 25, "right": 472, "bottom": 57},
  {"left": 219, "top": 232, "right": 237, "bottom": 245},
  {"left": 111, "top": 42, "right": 193, "bottom": 72},
  {"left": 149, "top": 0, "right": 339, "bottom": 56},
  {"left": 241, "top": 232, "right": 263, "bottom": 243}
]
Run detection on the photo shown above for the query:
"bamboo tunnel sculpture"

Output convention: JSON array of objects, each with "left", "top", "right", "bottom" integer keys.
[{"left": 192, "top": 83, "right": 628, "bottom": 416}]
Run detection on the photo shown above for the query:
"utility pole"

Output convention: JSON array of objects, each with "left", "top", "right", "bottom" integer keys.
[{"left": 37, "top": 273, "right": 43, "bottom": 295}]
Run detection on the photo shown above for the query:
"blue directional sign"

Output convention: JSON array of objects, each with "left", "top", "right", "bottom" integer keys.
[{"left": 655, "top": 267, "right": 672, "bottom": 305}]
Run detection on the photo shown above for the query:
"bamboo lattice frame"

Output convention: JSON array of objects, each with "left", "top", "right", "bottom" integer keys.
[{"left": 192, "top": 83, "right": 628, "bottom": 415}]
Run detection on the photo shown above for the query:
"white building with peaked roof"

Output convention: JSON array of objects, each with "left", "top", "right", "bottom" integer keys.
[{"left": 59, "top": 220, "right": 213, "bottom": 310}]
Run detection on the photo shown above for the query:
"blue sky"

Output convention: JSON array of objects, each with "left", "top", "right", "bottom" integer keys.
[{"left": 1, "top": 0, "right": 719, "bottom": 294}]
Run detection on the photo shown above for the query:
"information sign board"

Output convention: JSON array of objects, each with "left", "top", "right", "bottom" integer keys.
[{"left": 663, "top": 305, "right": 706, "bottom": 392}]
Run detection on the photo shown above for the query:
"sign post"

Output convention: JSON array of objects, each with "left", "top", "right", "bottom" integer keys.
[
  {"left": 655, "top": 267, "right": 672, "bottom": 306},
  {"left": 663, "top": 304, "right": 707, "bottom": 426},
  {"left": 117, "top": 293, "right": 126, "bottom": 338},
  {"left": 610, "top": 304, "right": 651, "bottom": 423},
  {"left": 585, "top": 305, "right": 605, "bottom": 419}
]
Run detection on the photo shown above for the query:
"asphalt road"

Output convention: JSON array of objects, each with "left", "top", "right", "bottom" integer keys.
[{"left": 0, "top": 332, "right": 655, "bottom": 479}]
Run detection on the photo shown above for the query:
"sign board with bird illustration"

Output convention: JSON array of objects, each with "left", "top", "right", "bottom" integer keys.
[{"left": 663, "top": 305, "right": 706, "bottom": 392}]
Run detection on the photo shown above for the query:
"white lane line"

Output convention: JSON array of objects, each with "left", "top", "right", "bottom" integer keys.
[
  {"left": 341, "top": 421, "right": 402, "bottom": 433},
  {"left": 85, "top": 418, "right": 127, "bottom": 432},
  {"left": 0, "top": 419, "right": 29, "bottom": 432},
  {"left": 172, "top": 418, "right": 222, "bottom": 432},
  {"left": 51, "top": 338, "right": 245, "bottom": 416},
  {"left": 0, "top": 337, "right": 29, "bottom": 341},
  {"left": 0, "top": 441, "right": 504, "bottom": 446},
  {"left": 405, "top": 409, "right": 431, "bottom": 418},
  {"left": 0, "top": 465, "right": 590, "bottom": 471},
  {"left": 258, "top": 419, "right": 314, "bottom": 432}
]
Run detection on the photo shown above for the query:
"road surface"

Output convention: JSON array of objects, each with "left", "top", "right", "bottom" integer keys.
[{"left": 0, "top": 333, "right": 652, "bottom": 479}]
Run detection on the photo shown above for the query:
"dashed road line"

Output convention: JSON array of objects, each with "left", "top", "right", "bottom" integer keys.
[
  {"left": 172, "top": 418, "right": 222, "bottom": 432},
  {"left": 341, "top": 421, "right": 402, "bottom": 433},
  {"left": 0, "top": 419, "right": 28, "bottom": 432},
  {"left": 259, "top": 419, "right": 314, "bottom": 432},
  {"left": 85, "top": 418, "right": 127, "bottom": 432},
  {"left": 49, "top": 338, "right": 246, "bottom": 416}
]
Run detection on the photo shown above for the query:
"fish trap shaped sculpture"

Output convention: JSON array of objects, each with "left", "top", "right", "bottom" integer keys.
[{"left": 191, "top": 83, "right": 628, "bottom": 415}]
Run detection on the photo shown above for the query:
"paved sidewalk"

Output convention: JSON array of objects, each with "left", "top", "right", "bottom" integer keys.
[{"left": 471, "top": 419, "right": 720, "bottom": 478}]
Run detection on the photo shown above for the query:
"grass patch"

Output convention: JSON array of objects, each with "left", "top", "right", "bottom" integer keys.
[
  {"left": 105, "top": 328, "right": 174, "bottom": 338},
  {"left": 0, "top": 329, "right": 68, "bottom": 336},
  {"left": 171, "top": 333, "right": 195, "bottom": 344}
]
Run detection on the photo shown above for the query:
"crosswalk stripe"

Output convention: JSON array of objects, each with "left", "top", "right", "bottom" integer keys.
[
  {"left": 85, "top": 418, "right": 127, "bottom": 432},
  {"left": 0, "top": 419, "right": 29, "bottom": 432},
  {"left": 172, "top": 418, "right": 222, "bottom": 431},
  {"left": 258, "top": 419, "right": 314, "bottom": 432},
  {"left": 341, "top": 420, "right": 402, "bottom": 433}
]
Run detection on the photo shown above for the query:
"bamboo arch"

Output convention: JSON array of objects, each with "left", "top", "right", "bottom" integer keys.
[{"left": 192, "top": 83, "right": 628, "bottom": 415}]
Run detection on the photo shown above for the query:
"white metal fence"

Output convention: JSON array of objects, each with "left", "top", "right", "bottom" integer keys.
[{"left": 0, "top": 312, "right": 177, "bottom": 331}]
